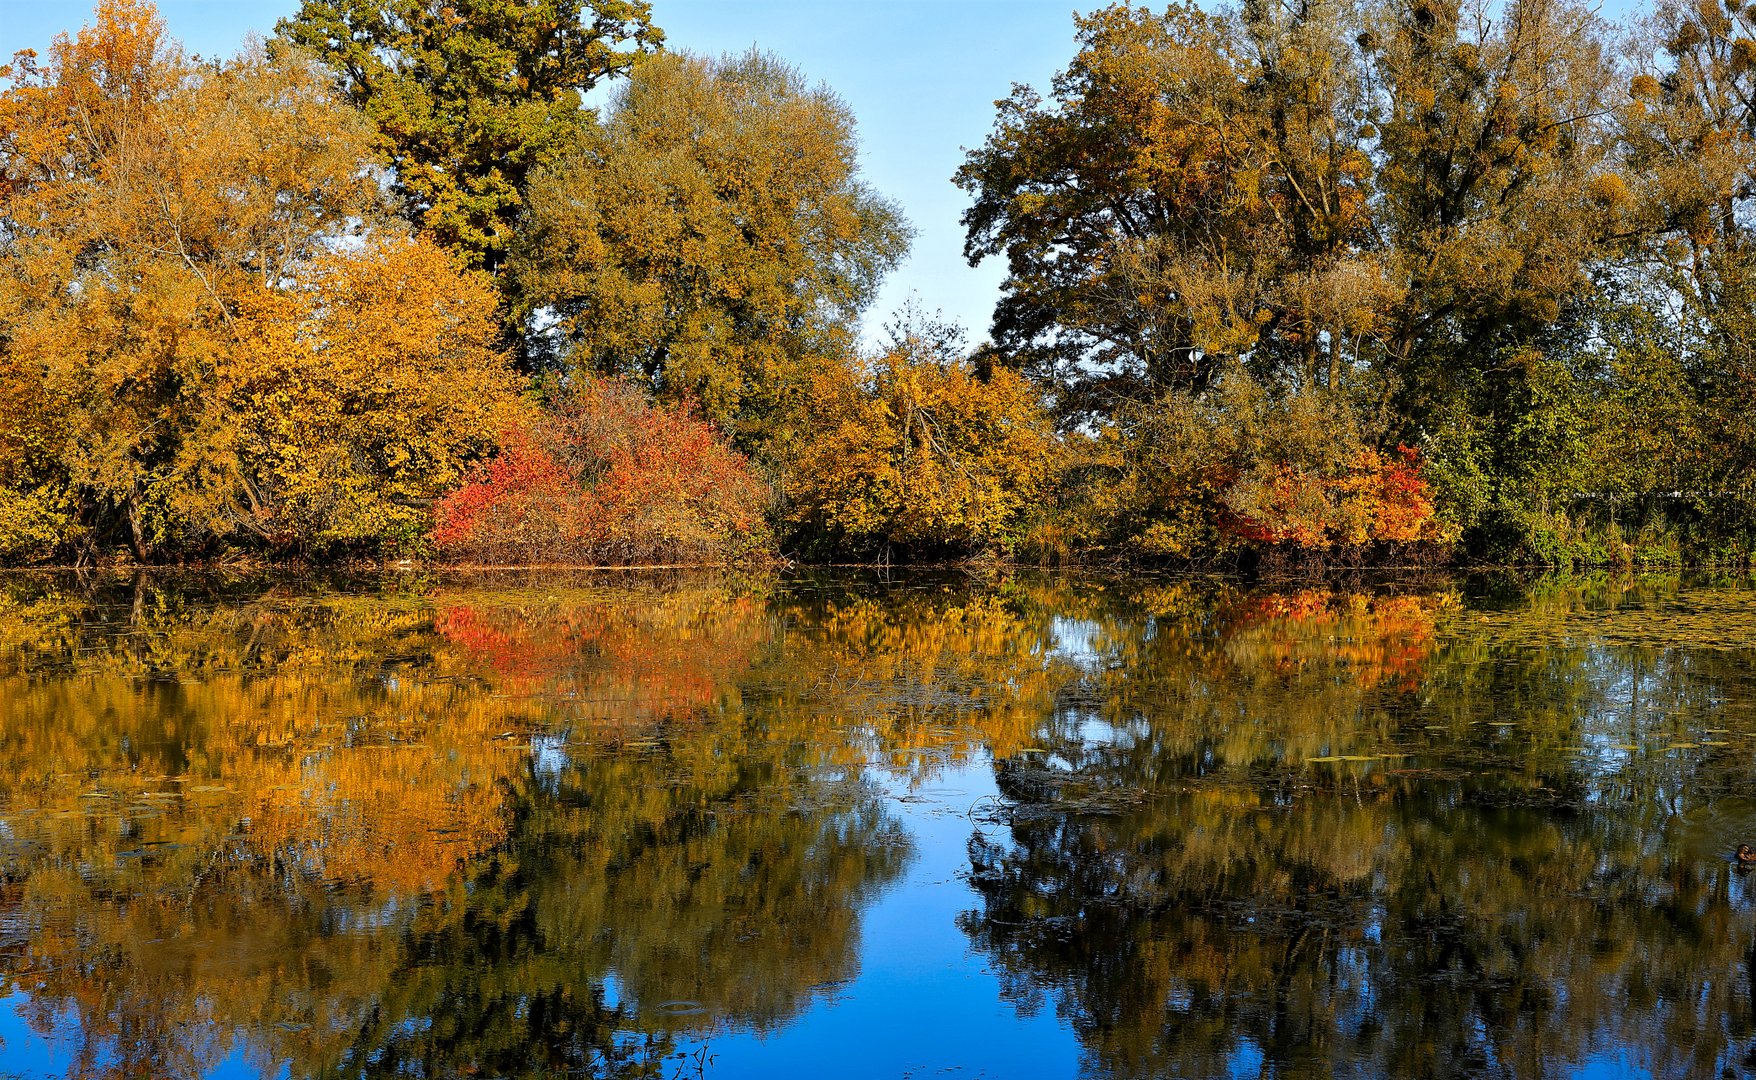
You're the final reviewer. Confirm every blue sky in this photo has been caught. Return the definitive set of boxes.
[1,0,1089,348]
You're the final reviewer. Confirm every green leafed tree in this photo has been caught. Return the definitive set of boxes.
[275,0,664,277]
[508,50,911,450]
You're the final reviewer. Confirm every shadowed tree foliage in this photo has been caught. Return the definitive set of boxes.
[954,0,1679,563]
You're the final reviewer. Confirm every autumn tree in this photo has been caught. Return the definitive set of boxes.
[0,1,521,561]
[275,0,662,277]
[955,1,1383,424]
[784,313,1058,560]
[509,50,911,448]
[959,0,1632,561]
[0,1,377,559]
[1600,0,1756,543]
[432,378,773,565]
[223,239,524,549]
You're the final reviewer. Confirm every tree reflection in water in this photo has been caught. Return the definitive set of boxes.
[0,572,1755,1077]
[0,574,917,1078]
[962,577,1756,1079]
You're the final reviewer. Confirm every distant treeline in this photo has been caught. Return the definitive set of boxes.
[3,0,1755,567]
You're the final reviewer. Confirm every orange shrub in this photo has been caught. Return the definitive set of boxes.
[432,380,773,565]
[1223,445,1440,550]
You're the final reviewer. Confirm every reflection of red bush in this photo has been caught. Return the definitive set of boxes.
[432,379,771,565]
[433,594,766,722]
[1223,590,1439,691]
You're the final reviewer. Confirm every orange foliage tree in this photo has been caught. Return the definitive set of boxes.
[224,239,523,549]
[0,1,522,562]
[433,379,773,565]
[1223,444,1439,550]
[1104,372,1451,561]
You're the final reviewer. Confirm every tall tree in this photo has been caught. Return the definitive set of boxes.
[0,1,520,561]
[955,1,1383,425]
[508,50,911,449]
[1368,0,1618,412]
[276,0,663,277]
[0,0,382,559]
[1610,0,1756,529]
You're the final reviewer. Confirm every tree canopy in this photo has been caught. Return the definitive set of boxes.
[275,0,663,276]
[13,0,1756,567]
[509,49,912,448]
[0,0,521,561]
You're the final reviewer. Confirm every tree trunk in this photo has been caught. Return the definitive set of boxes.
[126,490,155,564]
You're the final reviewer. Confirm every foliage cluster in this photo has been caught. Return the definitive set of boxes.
[431,379,772,565]
[783,315,1058,561]
[954,0,1756,565]
[508,49,911,443]
[1060,373,1449,565]
[0,2,523,562]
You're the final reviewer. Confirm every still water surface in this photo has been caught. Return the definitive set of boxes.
[2,571,1756,1078]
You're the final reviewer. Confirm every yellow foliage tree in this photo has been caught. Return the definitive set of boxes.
[225,239,524,548]
[509,49,910,448]
[784,314,1058,559]
[0,1,520,561]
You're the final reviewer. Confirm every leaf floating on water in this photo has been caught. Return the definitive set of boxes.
[1704,740,1732,747]
[1668,742,1700,750]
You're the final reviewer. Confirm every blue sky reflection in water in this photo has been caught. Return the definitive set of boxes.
[2,572,1756,1077]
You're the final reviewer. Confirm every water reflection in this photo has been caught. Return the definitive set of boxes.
[963,575,1756,1079]
[0,572,1754,1077]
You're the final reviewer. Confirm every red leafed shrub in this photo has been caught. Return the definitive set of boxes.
[432,380,773,565]
[1222,445,1441,550]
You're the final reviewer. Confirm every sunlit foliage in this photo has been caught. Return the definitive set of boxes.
[431,379,772,565]
[1071,373,1448,562]
[0,2,520,562]
[508,50,911,446]
[275,0,663,280]
[784,315,1058,560]
[955,0,1756,564]
[226,238,524,550]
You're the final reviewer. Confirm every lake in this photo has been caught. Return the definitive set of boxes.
[1,570,1754,1079]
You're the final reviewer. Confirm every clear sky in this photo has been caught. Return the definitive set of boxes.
[1,0,1090,348]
